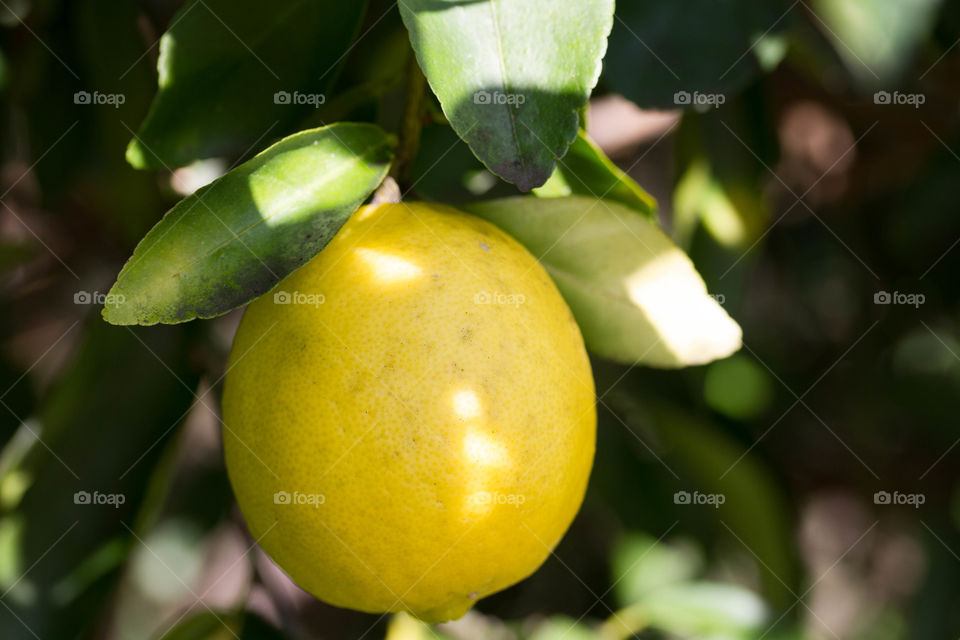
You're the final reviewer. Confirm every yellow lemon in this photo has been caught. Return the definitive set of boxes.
[222,202,595,623]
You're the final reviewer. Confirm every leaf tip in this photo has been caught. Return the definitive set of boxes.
[100,289,136,325]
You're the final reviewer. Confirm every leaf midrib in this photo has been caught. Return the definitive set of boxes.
[486,0,525,173]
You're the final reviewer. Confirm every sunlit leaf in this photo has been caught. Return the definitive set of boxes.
[812,0,943,87]
[104,123,394,325]
[399,0,614,191]
[640,582,767,636]
[465,196,742,367]
[526,616,595,640]
[611,534,702,606]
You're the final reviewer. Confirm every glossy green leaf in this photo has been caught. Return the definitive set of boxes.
[104,123,394,325]
[464,196,742,367]
[812,0,942,87]
[126,0,366,169]
[534,129,657,219]
[604,0,790,109]
[399,0,614,191]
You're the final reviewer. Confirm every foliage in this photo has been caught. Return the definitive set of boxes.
[0,0,959,638]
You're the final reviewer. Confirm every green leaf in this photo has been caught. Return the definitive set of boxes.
[672,101,773,250]
[411,123,524,203]
[104,123,394,326]
[811,0,942,88]
[464,196,742,368]
[526,617,595,640]
[533,130,657,219]
[399,0,614,191]
[384,613,454,640]
[611,534,702,607]
[75,0,170,246]
[126,0,366,169]
[640,582,767,637]
[0,322,198,639]
[604,0,790,109]
[704,355,776,420]
[674,157,769,249]
[622,398,798,608]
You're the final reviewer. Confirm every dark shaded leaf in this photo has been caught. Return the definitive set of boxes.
[126,0,366,169]
[604,0,790,109]
[0,322,199,640]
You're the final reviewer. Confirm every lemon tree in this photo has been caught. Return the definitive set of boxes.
[6,0,958,637]
[94,0,741,631]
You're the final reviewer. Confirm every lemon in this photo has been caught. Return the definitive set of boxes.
[222,202,595,623]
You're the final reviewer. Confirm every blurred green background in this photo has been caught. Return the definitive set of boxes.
[1,0,960,638]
